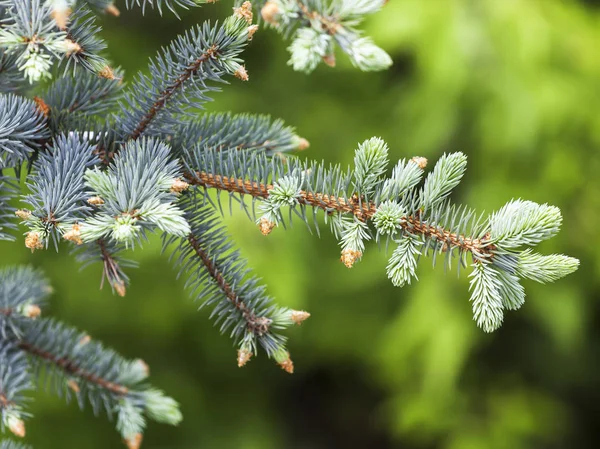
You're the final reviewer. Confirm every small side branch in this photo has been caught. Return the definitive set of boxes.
[129,46,217,140]
[18,341,129,396]
[187,233,271,336]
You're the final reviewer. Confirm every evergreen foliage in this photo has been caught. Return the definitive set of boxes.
[0,0,579,447]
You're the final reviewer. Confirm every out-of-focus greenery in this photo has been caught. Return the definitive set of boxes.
[2,0,599,447]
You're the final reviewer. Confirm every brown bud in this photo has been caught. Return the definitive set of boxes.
[410,156,427,169]
[15,209,32,220]
[261,1,280,25]
[340,249,361,268]
[297,137,310,151]
[170,178,189,194]
[87,196,105,206]
[234,65,249,81]
[237,349,252,367]
[233,1,253,24]
[135,359,150,376]
[51,8,72,29]
[259,217,276,236]
[63,223,83,245]
[278,354,294,374]
[322,53,336,68]
[105,4,121,16]
[63,39,82,56]
[8,417,25,438]
[25,231,43,252]
[247,24,259,40]
[79,335,91,346]
[33,96,50,117]
[24,304,41,319]
[124,433,143,449]
[114,280,127,297]
[291,310,310,325]
[98,65,116,80]
[67,379,80,394]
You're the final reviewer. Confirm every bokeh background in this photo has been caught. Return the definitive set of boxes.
[2,0,600,447]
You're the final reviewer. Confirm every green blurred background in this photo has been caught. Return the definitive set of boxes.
[2,0,600,447]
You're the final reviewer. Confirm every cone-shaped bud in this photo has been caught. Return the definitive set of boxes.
[291,310,310,325]
[124,433,142,449]
[234,65,249,81]
[259,217,276,235]
[67,379,80,393]
[63,223,83,245]
[15,209,32,220]
[261,1,280,25]
[88,196,105,205]
[23,304,41,319]
[7,415,25,438]
[411,156,427,169]
[237,348,253,367]
[340,248,361,268]
[247,24,259,40]
[106,4,120,16]
[170,178,189,194]
[234,1,253,24]
[25,231,43,252]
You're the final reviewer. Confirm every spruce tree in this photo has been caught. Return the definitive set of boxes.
[0,0,579,447]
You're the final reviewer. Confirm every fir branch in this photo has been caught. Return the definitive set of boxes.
[61,6,111,76]
[0,173,18,241]
[0,340,33,439]
[261,0,391,72]
[170,193,304,368]
[19,317,182,441]
[119,13,253,140]
[0,94,49,169]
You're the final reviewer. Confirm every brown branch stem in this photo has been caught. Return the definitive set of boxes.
[185,171,494,257]
[187,233,271,336]
[129,45,218,140]
[18,341,129,396]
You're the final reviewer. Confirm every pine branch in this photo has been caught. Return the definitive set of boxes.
[260,0,391,72]
[0,94,49,169]
[18,317,181,443]
[170,192,306,370]
[119,11,254,140]
[182,142,577,332]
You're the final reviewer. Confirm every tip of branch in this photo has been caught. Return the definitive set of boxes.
[51,8,72,29]
[63,224,83,245]
[124,433,143,449]
[33,96,50,117]
[170,178,190,194]
[233,1,253,24]
[113,280,127,297]
[297,137,310,151]
[291,310,310,325]
[105,4,121,16]
[23,304,41,319]
[25,231,43,252]
[340,249,361,268]
[259,217,276,235]
[278,355,294,374]
[247,24,259,40]
[322,54,336,68]
[98,65,116,80]
[261,1,280,25]
[410,156,428,169]
[237,349,253,367]
[234,65,249,81]
[15,209,32,220]
[87,196,105,206]
[8,416,25,438]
